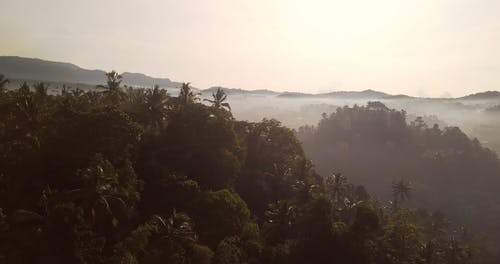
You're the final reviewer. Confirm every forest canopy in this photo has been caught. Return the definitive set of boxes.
[0,75,497,263]
[297,103,500,247]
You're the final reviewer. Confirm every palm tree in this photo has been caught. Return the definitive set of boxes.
[0,74,9,93]
[392,179,412,210]
[98,70,123,92]
[146,85,169,128]
[16,83,39,126]
[151,211,197,244]
[326,172,348,203]
[292,180,318,202]
[204,87,231,111]
[34,82,48,97]
[123,87,146,115]
[264,200,297,241]
[44,156,131,227]
[98,71,124,104]
[178,82,199,105]
[19,82,30,94]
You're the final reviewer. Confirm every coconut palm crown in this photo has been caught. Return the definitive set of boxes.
[204,87,231,111]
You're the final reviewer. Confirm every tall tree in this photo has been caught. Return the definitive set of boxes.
[98,71,124,104]
[392,179,412,210]
[98,71,123,93]
[145,85,169,128]
[178,82,199,105]
[204,87,231,111]
[0,74,8,93]
[34,82,48,98]
[325,172,348,203]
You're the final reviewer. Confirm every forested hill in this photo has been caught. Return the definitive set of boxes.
[297,102,500,247]
[0,56,178,87]
[0,73,497,263]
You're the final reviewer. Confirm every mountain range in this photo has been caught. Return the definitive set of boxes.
[0,56,180,88]
[1,56,499,100]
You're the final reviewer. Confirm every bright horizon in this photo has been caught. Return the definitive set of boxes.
[1,0,500,97]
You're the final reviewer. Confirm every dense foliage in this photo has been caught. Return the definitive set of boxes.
[0,76,493,263]
[298,103,500,257]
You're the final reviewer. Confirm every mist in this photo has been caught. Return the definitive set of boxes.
[2,0,500,260]
[209,91,500,153]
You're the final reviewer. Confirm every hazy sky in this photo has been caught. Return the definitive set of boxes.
[1,0,499,96]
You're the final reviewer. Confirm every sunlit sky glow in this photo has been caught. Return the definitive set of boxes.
[1,0,500,96]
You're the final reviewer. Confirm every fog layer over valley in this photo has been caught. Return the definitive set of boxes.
[214,90,500,154]
[222,91,500,243]
[3,0,500,260]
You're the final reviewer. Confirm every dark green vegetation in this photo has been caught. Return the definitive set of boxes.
[0,73,495,263]
[297,103,500,257]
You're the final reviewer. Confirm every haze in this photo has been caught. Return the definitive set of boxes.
[1,0,500,97]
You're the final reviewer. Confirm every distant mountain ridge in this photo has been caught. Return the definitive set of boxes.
[459,91,500,100]
[1,56,499,100]
[202,86,279,95]
[322,89,388,98]
[0,56,180,88]
[277,89,390,99]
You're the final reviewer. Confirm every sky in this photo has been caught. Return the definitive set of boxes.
[1,0,500,97]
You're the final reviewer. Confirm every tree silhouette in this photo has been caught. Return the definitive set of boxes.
[178,82,199,105]
[264,200,297,243]
[204,87,231,111]
[34,82,48,97]
[0,74,9,93]
[15,83,39,127]
[392,179,412,210]
[98,71,122,92]
[151,212,197,245]
[326,172,348,203]
[145,85,169,128]
[97,71,124,104]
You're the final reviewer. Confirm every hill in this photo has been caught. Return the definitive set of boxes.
[320,89,389,99]
[202,86,279,95]
[459,90,500,100]
[2,56,500,101]
[297,103,500,245]
[0,56,179,88]
[0,83,493,263]
[277,89,389,99]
